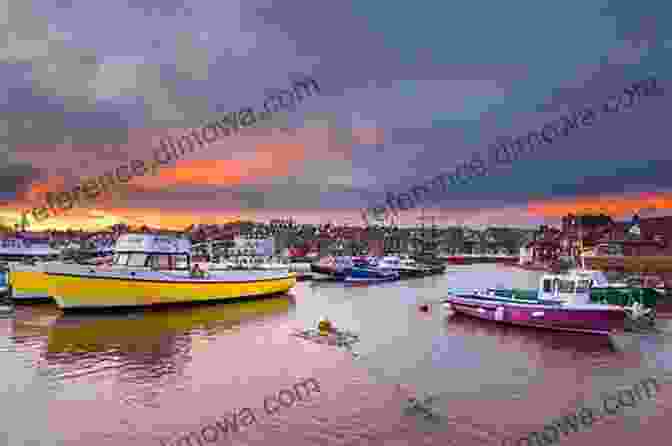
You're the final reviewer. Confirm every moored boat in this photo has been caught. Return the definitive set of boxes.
[310,256,353,280]
[442,271,629,335]
[345,265,399,283]
[45,234,296,311]
[0,263,8,297]
[374,256,429,278]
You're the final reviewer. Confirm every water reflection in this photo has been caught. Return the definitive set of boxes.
[441,313,644,371]
[1,305,60,363]
[46,296,294,363]
[40,296,293,406]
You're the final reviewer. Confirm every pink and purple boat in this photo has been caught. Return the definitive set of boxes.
[442,270,628,335]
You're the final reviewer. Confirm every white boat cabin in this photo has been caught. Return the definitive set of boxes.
[537,270,622,304]
[111,234,191,271]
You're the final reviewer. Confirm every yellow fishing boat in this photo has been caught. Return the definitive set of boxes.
[45,234,296,310]
[7,261,53,301]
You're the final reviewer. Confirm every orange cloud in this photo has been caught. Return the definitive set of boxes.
[4,124,387,230]
[136,140,308,189]
[22,176,67,203]
[527,191,672,217]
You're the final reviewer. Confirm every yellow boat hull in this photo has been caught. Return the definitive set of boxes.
[47,271,297,310]
[7,264,52,300]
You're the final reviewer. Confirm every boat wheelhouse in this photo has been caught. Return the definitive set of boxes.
[538,269,628,299]
[536,269,658,310]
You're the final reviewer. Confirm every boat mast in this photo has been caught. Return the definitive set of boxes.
[421,207,425,255]
[579,216,585,270]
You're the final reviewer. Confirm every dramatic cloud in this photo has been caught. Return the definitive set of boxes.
[3,0,672,229]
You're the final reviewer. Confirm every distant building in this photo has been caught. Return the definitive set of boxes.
[229,236,275,256]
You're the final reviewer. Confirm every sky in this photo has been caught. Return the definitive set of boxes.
[1,0,672,230]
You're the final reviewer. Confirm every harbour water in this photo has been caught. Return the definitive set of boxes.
[1,264,671,445]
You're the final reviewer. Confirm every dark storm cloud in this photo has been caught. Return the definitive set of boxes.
[0,164,45,194]
[0,63,134,158]
[6,0,672,226]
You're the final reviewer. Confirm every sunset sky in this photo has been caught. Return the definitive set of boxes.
[1,1,672,231]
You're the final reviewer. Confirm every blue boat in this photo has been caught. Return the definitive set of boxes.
[0,266,8,298]
[345,264,399,283]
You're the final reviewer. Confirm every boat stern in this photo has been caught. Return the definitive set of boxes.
[7,262,52,300]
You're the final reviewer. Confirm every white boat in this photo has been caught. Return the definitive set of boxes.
[258,257,290,271]
[0,236,60,261]
[197,256,289,272]
[375,255,431,278]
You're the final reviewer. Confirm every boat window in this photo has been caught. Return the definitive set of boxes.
[114,253,129,265]
[173,255,189,270]
[576,280,591,292]
[127,253,149,267]
[558,280,575,293]
[552,278,560,294]
[149,254,171,269]
[542,279,552,293]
